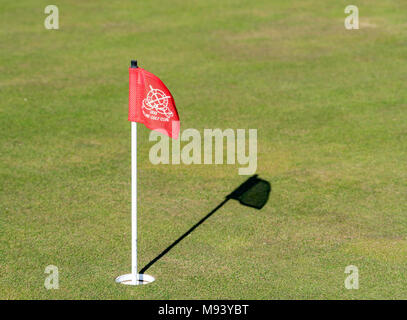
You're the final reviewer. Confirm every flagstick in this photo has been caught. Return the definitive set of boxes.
[131,121,138,280]
[115,60,155,285]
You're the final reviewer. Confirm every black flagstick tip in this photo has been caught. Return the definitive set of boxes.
[130,60,139,68]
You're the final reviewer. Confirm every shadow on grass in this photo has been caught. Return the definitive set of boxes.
[139,174,271,274]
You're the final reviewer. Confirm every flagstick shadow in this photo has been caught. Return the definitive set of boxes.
[139,199,229,274]
[139,175,271,274]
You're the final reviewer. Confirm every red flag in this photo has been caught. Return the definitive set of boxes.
[129,66,180,139]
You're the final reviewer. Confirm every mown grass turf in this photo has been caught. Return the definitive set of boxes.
[1,0,406,299]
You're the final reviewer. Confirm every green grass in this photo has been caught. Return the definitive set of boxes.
[1,0,407,299]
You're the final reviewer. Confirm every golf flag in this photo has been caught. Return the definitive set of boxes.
[117,60,179,285]
[128,63,180,139]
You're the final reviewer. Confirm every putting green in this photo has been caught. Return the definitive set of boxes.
[1,0,406,299]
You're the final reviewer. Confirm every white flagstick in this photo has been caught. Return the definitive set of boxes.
[115,60,155,286]
[131,121,137,280]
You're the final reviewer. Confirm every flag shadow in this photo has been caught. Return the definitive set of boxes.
[139,174,271,274]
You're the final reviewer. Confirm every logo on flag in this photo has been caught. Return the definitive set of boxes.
[142,85,174,121]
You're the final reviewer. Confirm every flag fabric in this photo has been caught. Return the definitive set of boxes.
[129,67,180,139]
